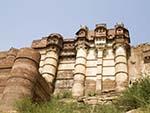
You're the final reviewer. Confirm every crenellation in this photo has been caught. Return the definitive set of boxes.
[32,37,48,49]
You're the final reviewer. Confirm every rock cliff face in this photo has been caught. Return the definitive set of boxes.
[0,23,150,112]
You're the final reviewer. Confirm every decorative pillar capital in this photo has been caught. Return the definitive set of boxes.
[46,46,61,54]
[75,40,89,52]
[47,33,63,52]
[113,42,131,58]
[96,45,106,51]
[75,25,89,52]
[76,25,88,38]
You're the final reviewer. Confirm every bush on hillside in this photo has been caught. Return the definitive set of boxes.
[17,96,121,113]
[17,76,150,113]
[117,76,150,111]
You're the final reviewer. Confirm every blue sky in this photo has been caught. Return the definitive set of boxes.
[0,0,150,50]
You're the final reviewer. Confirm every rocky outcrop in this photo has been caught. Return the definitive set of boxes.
[0,48,51,113]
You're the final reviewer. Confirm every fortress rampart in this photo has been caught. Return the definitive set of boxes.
[0,23,150,112]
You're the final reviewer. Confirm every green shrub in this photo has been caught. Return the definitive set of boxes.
[117,77,150,111]
[16,77,150,113]
[17,77,150,113]
[16,98,38,113]
[88,91,96,97]
[17,97,122,113]
[94,104,122,113]
[54,90,72,99]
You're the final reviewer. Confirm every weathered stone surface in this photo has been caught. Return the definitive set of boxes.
[32,37,47,49]
[0,23,150,108]
[77,93,118,105]
[0,76,8,100]
[0,48,18,69]
[128,43,150,84]
[126,109,140,113]
[83,97,98,105]
[0,48,51,113]
[0,48,19,104]
[30,24,131,97]
[35,33,64,94]
[31,24,149,97]
[102,79,116,91]
[85,79,96,96]
[57,71,73,79]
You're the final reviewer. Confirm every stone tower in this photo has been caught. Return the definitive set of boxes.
[35,34,63,92]
[32,23,131,97]
[113,23,130,92]
[72,25,89,97]
[1,22,150,112]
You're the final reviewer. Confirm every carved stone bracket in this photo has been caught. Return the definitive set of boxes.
[47,33,63,49]
[75,40,89,51]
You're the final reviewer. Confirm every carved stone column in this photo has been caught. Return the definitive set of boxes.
[72,25,89,97]
[41,33,63,92]
[39,49,46,74]
[42,47,59,90]
[114,44,128,92]
[72,45,88,97]
[96,48,103,94]
[114,23,130,92]
[94,24,107,94]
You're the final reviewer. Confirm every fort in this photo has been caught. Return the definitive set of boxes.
[0,22,150,112]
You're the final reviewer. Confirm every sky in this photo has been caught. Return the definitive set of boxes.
[0,0,150,51]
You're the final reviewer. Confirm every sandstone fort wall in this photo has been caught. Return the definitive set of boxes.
[0,23,150,112]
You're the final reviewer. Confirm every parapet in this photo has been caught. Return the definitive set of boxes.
[32,33,63,49]
[16,47,41,64]
[31,23,130,51]
[31,37,48,49]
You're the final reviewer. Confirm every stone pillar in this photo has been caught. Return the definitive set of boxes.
[96,48,103,94]
[114,45,128,92]
[94,23,107,94]
[0,48,40,112]
[39,49,46,74]
[72,46,87,97]
[42,46,59,91]
[39,33,63,93]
